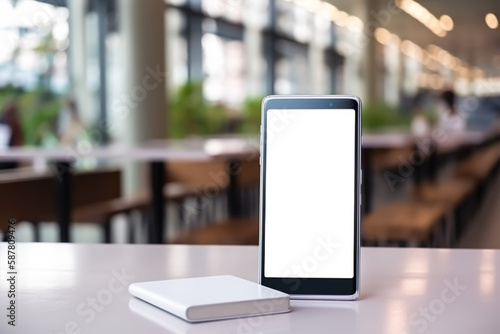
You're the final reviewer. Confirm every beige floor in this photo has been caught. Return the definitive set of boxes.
[459,171,500,249]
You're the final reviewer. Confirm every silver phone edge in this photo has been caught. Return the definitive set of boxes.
[258,95,362,301]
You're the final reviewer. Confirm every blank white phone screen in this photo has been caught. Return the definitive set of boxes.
[264,109,356,279]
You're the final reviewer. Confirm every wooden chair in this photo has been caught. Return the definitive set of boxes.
[371,147,414,170]
[166,157,261,245]
[453,144,500,181]
[411,178,476,246]
[0,170,55,239]
[171,218,259,245]
[362,201,447,246]
[0,168,122,242]
[73,181,202,243]
[412,178,475,209]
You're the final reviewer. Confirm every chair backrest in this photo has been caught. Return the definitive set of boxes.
[0,168,121,231]
[72,169,121,207]
[167,160,229,189]
[0,170,55,226]
[237,157,260,187]
[166,157,260,189]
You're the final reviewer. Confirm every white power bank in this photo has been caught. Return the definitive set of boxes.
[129,275,291,323]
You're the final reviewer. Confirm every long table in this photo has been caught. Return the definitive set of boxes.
[0,139,260,243]
[0,243,497,333]
[361,129,500,212]
[0,145,211,243]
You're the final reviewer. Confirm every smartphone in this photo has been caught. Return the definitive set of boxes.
[258,95,361,300]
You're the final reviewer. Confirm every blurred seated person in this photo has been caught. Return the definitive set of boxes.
[438,90,466,131]
[411,109,430,137]
[59,97,85,147]
[0,101,23,170]
[411,91,430,137]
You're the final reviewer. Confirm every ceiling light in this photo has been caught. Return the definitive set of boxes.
[437,49,452,67]
[473,67,485,78]
[439,15,454,31]
[401,40,423,60]
[334,11,349,27]
[458,67,469,78]
[390,34,401,45]
[425,44,467,71]
[396,0,448,37]
[430,74,444,90]
[400,40,413,55]
[318,2,337,19]
[374,27,391,45]
[485,13,498,29]
[346,15,364,33]
[374,27,401,46]
[418,72,429,87]
[426,44,440,54]
[423,53,439,71]
[298,0,320,13]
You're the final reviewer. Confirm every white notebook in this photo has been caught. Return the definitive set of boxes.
[129,275,291,323]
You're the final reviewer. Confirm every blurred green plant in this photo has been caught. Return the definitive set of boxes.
[19,91,61,146]
[0,86,62,146]
[240,96,263,134]
[0,86,20,112]
[362,103,411,131]
[168,81,226,138]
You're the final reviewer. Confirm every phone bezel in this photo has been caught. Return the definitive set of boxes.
[258,95,361,300]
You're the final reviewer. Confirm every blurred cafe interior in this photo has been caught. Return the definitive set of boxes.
[0,0,499,248]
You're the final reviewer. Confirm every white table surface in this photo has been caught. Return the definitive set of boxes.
[0,129,496,162]
[362,130,498,150]
[0,137,260,162]
[0,145,211,162]
[0,244,498,334]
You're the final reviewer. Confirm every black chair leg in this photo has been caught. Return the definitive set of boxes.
[102,220,111,243]
[33,221,41,242]
[127,214,135,244]
[177,201,185,226]
[140,210,151,243]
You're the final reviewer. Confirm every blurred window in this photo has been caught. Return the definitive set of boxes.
[0,0,69,92]
[242,0,269,29]
[275,0,312,43]
[166,0,188,5]
[166,8,188,89]
[274,39,308,94]
[202,0,243,23]
[202,32,245,108]
[166,0,341,100]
